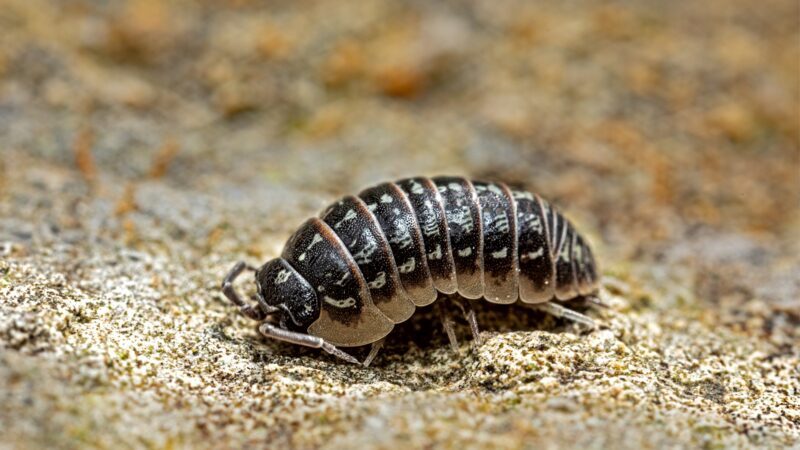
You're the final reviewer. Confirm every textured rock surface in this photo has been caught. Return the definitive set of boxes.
[1,0,798,448]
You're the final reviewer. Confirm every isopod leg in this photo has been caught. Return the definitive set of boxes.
[451,298,482,346]
[258,323,360,365]
[222,261,266,321]
[532,302,599,331]
[363,338,386,367]
[584,294,612,309]
[436,301,459,353]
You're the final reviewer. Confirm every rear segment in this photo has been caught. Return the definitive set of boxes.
[573,233,599,296]
[515,193,599,302]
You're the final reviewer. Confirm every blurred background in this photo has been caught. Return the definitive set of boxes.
[0,0,798,448]
[1,0,797,246]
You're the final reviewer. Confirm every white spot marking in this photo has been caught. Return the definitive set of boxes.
[334,271,350,286]
[367,272,387,289]
[389,223,413,249]
[353,231,377,264]
[410,181,424,195]
[380,193,393,203]
[309,233,323,248]
[520,248,544,261]
[300,233,324,260]
[450,205,473,233]
[519,212,542,234]
[458,247,472,257]
[323,296,356,308]
[513,190,534,200]
[559,240,571,262]
[491,247,508,259]
[488,184,503,195]
[492,212,510,233]
[398,257,416,273]
[422,216,439,236]
[274,269,291,284]
[335,209,357,228]
[427,244,442,260]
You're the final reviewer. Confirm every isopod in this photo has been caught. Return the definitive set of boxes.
[222,176,600,365]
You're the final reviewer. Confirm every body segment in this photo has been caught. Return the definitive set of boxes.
[433,177,484,299]
[359,182,437,306]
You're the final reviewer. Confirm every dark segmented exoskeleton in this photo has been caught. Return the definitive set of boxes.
[222,176,600,366]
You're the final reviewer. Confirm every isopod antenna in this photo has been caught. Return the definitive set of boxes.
[222,261,271,321]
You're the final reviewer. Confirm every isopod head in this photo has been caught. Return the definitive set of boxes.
[255,258,320,330]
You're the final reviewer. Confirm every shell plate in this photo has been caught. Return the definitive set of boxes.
[433,177,484,299]
[359,182,437,306]
[321,195,415,323]
[474,181,518,304]
[397,177,458,295]
[513,191,555,303]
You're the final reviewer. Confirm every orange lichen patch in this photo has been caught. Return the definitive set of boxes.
[321,40,366,87]
[205,226,225,250]
[705,102,757,142]
[714,29,764,70]
[365,17,432,99]
[203,59,236,87]
[246,242,265,259]
[150,274,163,291]
[303,104,347,139]
[214,83,257,117]
[121,216,138,246]
[479,95,536,139]
[649,155,676,206]
[625,63,661,96]
[591,5,638,40]
[103,0,174,63]
[507,12,544,46]
[73,127,97,183]
[592,120,677,207]
[114,183,138,216]
[662,77,699,112]
[593,120,645,153]
[373,63,426,99]
[256,24,292,60]
[149,138,180,179]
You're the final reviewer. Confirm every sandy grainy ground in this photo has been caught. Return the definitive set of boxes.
[1,0,798,448]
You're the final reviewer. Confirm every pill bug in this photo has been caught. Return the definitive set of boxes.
[222,176,600,365]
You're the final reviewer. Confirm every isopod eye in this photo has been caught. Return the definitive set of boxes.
[255,258,320,329]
